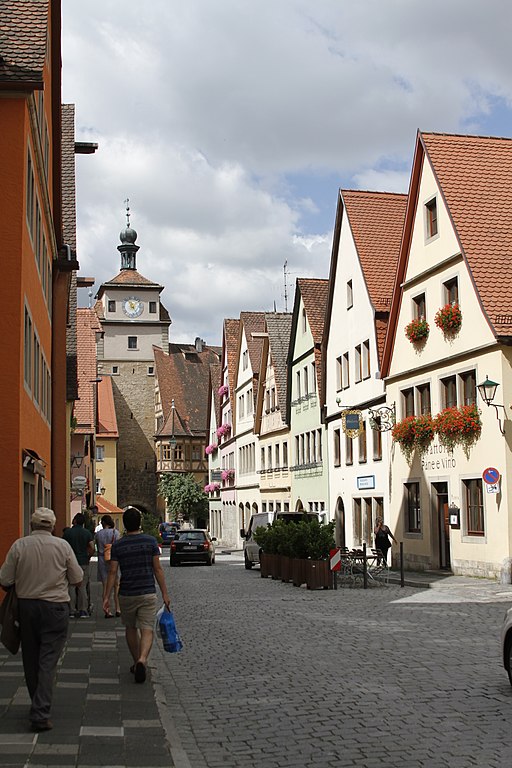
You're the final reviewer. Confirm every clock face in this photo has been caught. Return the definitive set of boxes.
[123,297,144,318]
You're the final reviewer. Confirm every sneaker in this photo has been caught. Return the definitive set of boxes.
[134,662,146,683]
[78,611,89,618]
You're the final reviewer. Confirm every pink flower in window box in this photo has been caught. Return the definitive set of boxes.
[218,384,229,397]
[205,443,217,456]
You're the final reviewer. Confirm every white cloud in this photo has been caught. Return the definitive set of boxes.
[63,0,512,343]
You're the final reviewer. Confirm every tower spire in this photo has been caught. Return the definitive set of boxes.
[118,199,139,270]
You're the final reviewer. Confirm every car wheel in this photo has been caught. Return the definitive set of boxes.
[506,636,512,687]
[244,552,253,570]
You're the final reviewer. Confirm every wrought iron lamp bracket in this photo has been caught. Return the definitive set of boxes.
[368,403,396,432]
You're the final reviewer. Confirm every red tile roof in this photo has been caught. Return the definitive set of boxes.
[421,132,512,336]
[97,376,118,438]
[296,278,329,397]
[0,0,48,87]
[223,318,240,412]
[342,190,407,313]
[74,309,102,433]
[153,343,221,438]
[104,270,162,288]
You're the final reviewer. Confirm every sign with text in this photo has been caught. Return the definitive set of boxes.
[357,475,375,490]
[342,410,363,438]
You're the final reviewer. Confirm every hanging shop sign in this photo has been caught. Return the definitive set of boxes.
[342,410,363,438]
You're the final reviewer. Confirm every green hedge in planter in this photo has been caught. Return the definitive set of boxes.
[253,516,335,561]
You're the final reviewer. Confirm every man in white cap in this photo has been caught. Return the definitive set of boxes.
[0,507,83,732]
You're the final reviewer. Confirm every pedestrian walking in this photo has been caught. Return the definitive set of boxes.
[374,517,397,564]
[95,514,121,617]
[0,507,83,732]
[63,513,94,617]
[103,507,170,684]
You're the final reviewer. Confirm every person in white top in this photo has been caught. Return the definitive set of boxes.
[0,508,83,732]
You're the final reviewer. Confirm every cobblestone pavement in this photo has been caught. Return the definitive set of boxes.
[154,552,512,768]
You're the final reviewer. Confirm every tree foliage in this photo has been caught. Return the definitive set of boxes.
[158,473,208,522]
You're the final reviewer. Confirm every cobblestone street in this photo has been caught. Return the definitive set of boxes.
[154,553,512,768]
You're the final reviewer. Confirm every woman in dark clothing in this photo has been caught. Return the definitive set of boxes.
[374,517,397,564]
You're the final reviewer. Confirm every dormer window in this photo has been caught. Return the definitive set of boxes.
[425,197,438,239]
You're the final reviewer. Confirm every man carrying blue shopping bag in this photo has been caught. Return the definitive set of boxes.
[157,605,183,653]
[103,507,170,684]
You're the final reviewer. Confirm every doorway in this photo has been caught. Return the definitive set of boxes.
[432,482,450,570]
[335,497,346,549]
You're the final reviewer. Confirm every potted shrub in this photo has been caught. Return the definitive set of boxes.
[435,303,462,335]
[434,404,482,456]
[405,317,429,344]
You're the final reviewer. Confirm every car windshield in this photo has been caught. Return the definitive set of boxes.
[178,531,205,541]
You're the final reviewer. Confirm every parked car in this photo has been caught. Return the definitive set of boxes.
[501,605,512,685]
[159,522,179,546]
[170,529,216,566]
[240,511,318,569]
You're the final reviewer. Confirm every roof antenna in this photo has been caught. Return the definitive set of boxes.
[88,289,93,309]
[283,261,289,312]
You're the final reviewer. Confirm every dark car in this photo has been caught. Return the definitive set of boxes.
[159,522,179,546]
[170,529,216,566]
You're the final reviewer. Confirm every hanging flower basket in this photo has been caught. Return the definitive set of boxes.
[205,443,217,456]
[392,414,435,461]
[405,317,430,344]
[218,384,229,397]
[434,404,481,456]
[435,303,462,335]
[216,423,232,438]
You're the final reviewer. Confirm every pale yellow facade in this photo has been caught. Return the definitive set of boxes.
[386,154,512,579]
[95,438,118,506]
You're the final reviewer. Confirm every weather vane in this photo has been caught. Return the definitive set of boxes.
[124,198,131,227]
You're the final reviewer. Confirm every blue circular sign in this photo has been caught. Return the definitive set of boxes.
[482,467,500,484]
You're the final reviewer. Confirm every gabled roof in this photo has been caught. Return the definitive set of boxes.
[208,361,222,431]
[265,312,293,411]
[0,0,48,88]
[97,376,118,438]
[223,318,240,406]
[381,130,512,376]
[74,309,102,433]
[288,279,329,419]
[153,343,221,438]
[342,190,407,313]
[321,190,406,403]
[239,311,266,375]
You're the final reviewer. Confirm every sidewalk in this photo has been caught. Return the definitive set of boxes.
[0,580,174,768]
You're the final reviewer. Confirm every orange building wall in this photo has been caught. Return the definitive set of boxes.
[0,96,53,560]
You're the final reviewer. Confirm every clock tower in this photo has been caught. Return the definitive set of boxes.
[95,211,171,516]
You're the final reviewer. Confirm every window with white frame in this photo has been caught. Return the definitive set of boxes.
[358,421,367,463]
[283,442,288,468]
[345,432,353,465]
[413,293,426,320]
[342,352,350,389]
[443,277,458,305]
[461,370,476,406]
[373,427,382,461]
[334,428,341,467]
[441,375,457,409]
[362,340,370,379]
[463,479,484,536]
[355,345,362,383]
[417,383,431,415]
[242,350,248,370]
[405,482,421,533]
[96,445,105,462]
[336,356,342,391]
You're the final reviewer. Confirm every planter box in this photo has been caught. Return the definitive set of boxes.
[292,558,307,587]
[260,551,270,578]
[305,559,332,590]
[280,555,293,583]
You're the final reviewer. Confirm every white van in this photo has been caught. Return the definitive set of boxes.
[240,511,318,569]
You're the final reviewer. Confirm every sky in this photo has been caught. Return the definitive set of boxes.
[61,0,512,345]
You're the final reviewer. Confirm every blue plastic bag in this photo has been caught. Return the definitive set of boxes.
[157,606,183,653]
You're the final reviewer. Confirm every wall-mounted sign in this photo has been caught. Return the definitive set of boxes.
[357,475,375,490]
[482,467,500,485]
[486,482,500,494]
[342,409,363,438]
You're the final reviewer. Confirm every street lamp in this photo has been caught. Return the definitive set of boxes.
[477,375,506,435]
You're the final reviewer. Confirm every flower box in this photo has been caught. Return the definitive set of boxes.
[221,468,235,482]
[392,414,435,461]
[405,317,429,344]
[434,404,481,455]
[216,423,232,438]
[218,384,229,397]
[205,443,217,456]
[435,303,462,335]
